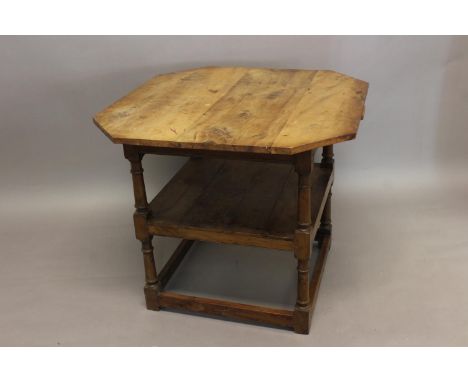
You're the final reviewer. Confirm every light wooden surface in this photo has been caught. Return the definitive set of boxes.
[94,67,368,154]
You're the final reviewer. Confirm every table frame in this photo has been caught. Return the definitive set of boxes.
[123,144,334,334]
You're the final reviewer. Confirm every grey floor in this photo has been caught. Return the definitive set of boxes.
[1,166,467,346]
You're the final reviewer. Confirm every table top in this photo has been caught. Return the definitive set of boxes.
[94,66,368,155]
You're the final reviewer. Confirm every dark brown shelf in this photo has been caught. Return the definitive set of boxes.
[148,158,333,250]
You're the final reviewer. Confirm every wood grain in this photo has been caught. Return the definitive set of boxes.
[157,291,294,328]
[147,157,333,250]
[94,67,368,154]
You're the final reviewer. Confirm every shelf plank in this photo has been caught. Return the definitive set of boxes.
[148,158,332,250]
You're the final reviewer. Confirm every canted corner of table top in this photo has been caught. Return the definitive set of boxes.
[93,66,368,155]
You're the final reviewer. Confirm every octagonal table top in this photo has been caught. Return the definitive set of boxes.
[93,66,368,155]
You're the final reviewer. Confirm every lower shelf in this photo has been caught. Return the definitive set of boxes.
[146,235,332,333]
[148,157,333,250]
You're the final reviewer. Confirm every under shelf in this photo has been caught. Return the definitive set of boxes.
[148,158,333,250]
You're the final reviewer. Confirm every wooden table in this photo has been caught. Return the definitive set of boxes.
[94,67,368,334]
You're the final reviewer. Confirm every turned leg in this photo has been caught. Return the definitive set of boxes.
[293,151,313,334]
[316,145,334,248]
[123,144,160,310]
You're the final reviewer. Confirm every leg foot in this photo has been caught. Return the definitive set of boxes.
[293,307,311,334]
[144,284,160,311]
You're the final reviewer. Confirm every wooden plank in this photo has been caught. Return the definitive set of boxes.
[158,291,294,328]
[136,145,294,163]
[271,71,368,154]
[94,67,247,145]
[181,160,265,229]
[94,67,368,154]
[158,239,195,288]
[149,158,296,249]
[174,69,316,151]
[148,158,333,250]
[149,223,293,250]
[265,164,298,235]
[228,163,293,231]
[149,158,225,224]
